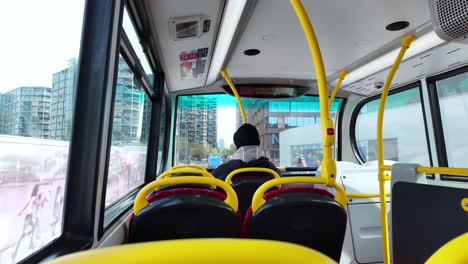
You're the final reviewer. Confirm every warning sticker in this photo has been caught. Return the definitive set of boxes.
[179,47,208,80]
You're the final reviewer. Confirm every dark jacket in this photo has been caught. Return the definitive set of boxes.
[211,156,281,181]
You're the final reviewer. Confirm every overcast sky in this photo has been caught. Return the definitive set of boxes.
[0,0,85,93]
[0,1,235,146]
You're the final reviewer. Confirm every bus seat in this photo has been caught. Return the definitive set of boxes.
[129,188,240,243]
[242,186,347,262]
[225,168,281,216]
[231,174,275,216]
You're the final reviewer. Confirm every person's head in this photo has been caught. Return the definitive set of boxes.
[233,123,260,149]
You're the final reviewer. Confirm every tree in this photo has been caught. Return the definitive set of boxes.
[222,144,236,156]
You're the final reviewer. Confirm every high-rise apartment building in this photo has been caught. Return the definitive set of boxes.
[237,97,340,165]
[111,58,149,144]
[50,58,79,140]
[0,87,51,138]
[49,58,150,144]
[177,96,218,148]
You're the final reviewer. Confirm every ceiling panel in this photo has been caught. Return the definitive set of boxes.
[144,0,224,92]
[226,0,431,80]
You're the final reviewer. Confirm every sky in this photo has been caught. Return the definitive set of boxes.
[217,106,237,147]
[0,0,85,93]
[0,0,234,146]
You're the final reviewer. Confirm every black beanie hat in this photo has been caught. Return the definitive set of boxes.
[233,123,260,148]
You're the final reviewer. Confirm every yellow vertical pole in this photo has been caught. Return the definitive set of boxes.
[328,70,348,113]
[220,68,247,124]
[290,0,336,186]
[377,35,416,264]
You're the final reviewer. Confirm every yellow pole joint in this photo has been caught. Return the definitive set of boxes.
[401,35,417,48]
[328,70,348,112]
[220,68,247,124]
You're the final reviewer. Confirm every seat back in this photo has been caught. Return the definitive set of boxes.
[129,177,240,243]
[231,174,274,216]
[226,168,281,216]
[244,187,347,262]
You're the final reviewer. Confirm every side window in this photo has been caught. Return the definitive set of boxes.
[0,1,85,262]
[435,71,468,168]
[354,87,431,165]
[105,56,151,207]
[104,6,154,208]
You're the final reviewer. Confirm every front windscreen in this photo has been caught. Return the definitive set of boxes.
[174,94,343,169]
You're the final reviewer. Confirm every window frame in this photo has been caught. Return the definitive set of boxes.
[171,93,346,168]
[349,81,434,178]
[426,64,468,182]
[101,5,167,229]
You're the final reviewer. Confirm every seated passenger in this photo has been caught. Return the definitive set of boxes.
[212,123,281,181]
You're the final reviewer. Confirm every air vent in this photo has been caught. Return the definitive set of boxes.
[430,0,468,43]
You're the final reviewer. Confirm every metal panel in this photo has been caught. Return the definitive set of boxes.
[392,182,468,264]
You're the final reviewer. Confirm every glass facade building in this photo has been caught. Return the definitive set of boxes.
[177,96,218,148]
[0,87,51,138]
[50,59,79,140]
[237,97,341,164]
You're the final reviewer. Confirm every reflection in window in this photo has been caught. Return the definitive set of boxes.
[122,7,152,76]
[436,72,468,168]
[355,87,430,165]
[175,95,343,168]
[105,57,151,207]
[157,96,167,171]
[0,0,85,262]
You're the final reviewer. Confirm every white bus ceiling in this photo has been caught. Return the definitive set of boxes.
[137,0,468,97]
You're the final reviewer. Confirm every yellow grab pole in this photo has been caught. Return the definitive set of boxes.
[347,193,390,199]
[220,68,247,124]
[377,35,416,264]
[417,166,468,177]
[290,0,336,186]
[328,70,348,112]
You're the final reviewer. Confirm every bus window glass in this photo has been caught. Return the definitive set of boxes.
[355,87,430,165]
[157,96,167,172]
[123,7,152,76]
[436,72,468,168]
[104,56,151,207]
[0,1,85,262]
[175,94,343,168]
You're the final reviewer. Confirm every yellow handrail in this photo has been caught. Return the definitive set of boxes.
[290,0,336,187]
[328,70,348,113]
[170,164,207,171]
[417,166,468,177]
[225,167,281,185]
[133,176,238,215]
[251,176,347,212]
[347,193,390,199]
[220,68,247,124]
[157,168,214,180]
[376,34,416,264]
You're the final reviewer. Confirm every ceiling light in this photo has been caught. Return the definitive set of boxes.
[206,0,247,86]
[340,31,446,86]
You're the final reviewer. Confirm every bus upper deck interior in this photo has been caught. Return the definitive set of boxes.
[1,0,468,263]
